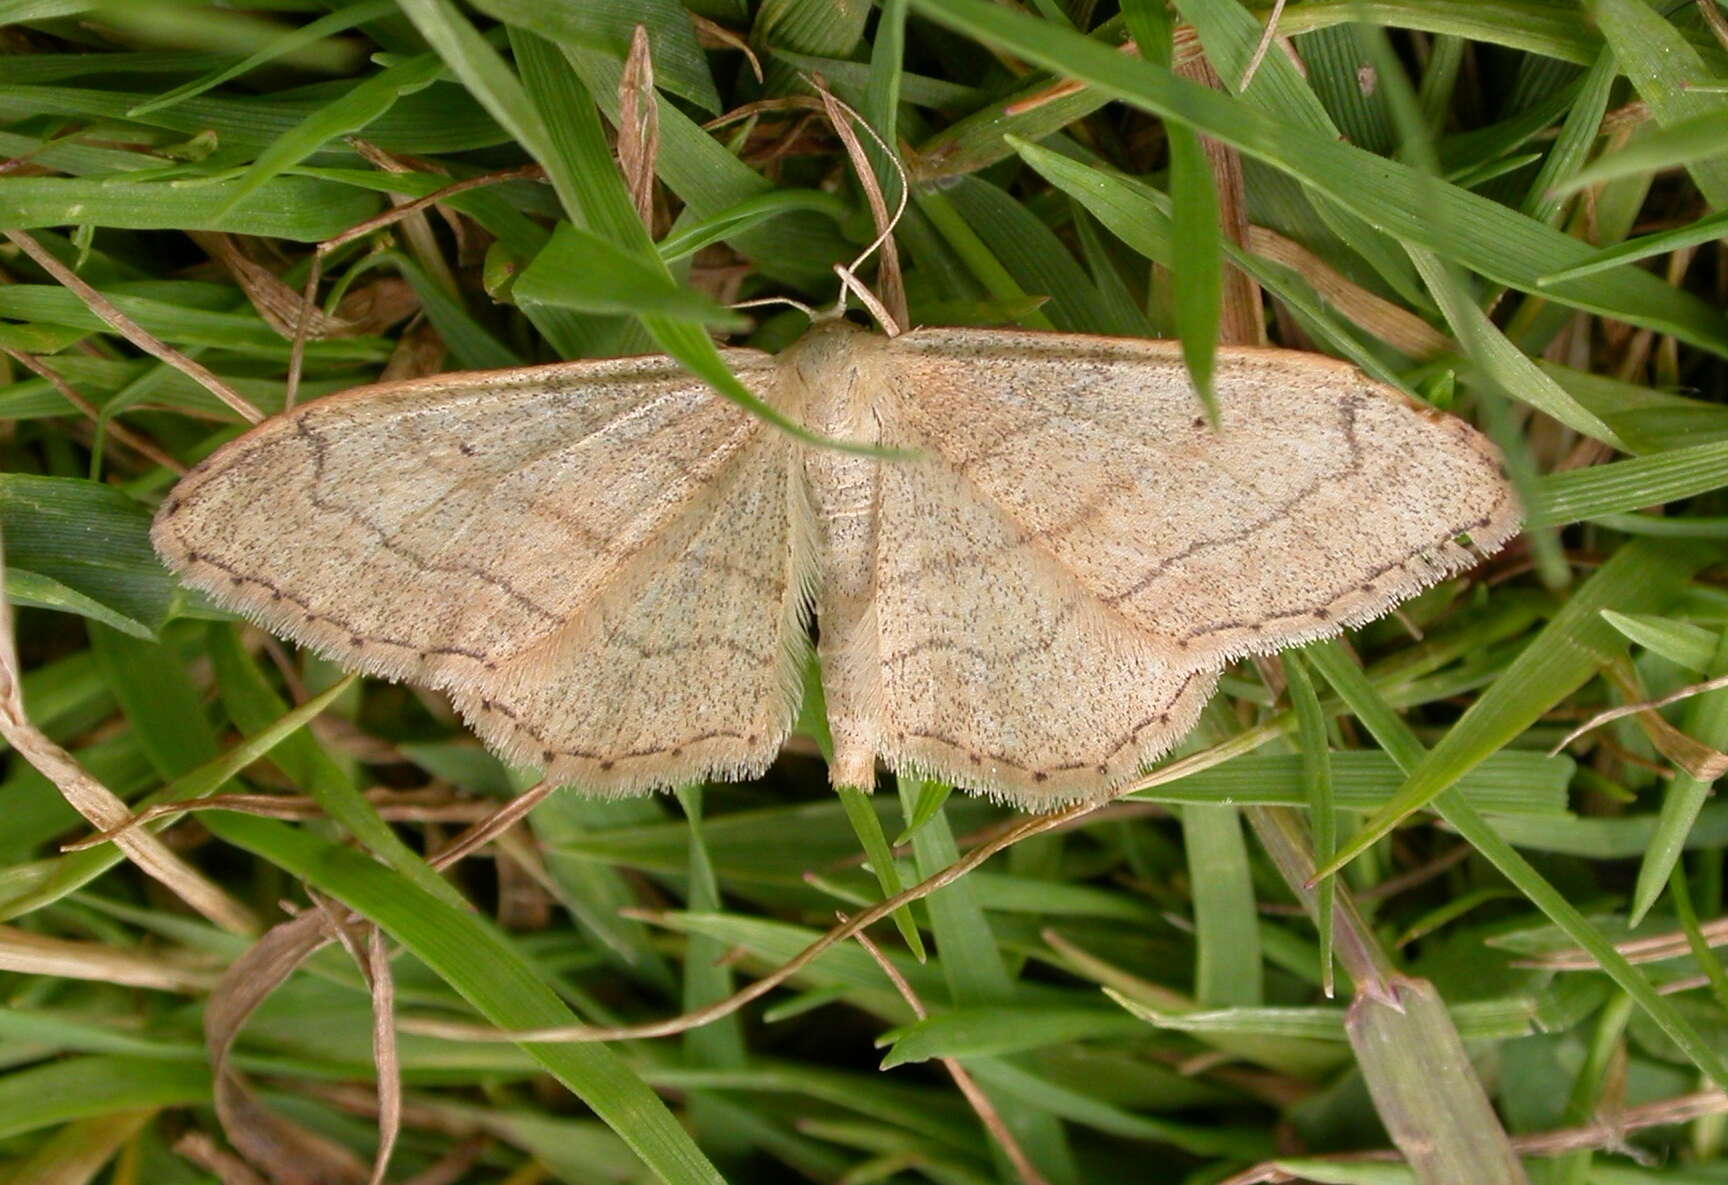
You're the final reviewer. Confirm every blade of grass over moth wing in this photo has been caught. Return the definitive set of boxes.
[1304,641,1728,1092]
[204,813,730,1185]
[1629,629,1728,925]
[1317,541,1717,879]
[908,0,1728,353]
[1126,0,1222,422]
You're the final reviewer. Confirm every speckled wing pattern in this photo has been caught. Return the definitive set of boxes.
[153,323,1517,807]
[870,420,1220,803]
[888,329,1520,671]
[153,350,813,793]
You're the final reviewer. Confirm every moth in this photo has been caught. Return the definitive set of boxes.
[152,321,1519,807]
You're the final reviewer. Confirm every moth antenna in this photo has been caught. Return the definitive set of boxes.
[730,295,820,321]
[802,74,910,331]
[833,263,903,338]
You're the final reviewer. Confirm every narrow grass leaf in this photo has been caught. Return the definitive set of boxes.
[0,175,382,241]
[0,469,175,639]
[1183,805,1262,1006]
[4,569,153,640]
[1540,207,1728,285]
[1588,0,1728,207]
[1320,540,1715,876]
[879,1008,1145,1068]
[215,52,445,218]
[88,623,218,779]
[207,813,727,1184]
[0,1056,208,1139]
[1131,751,1570,815]
[1305,642,1728,1091]
[1630,629,1728,924]
[1528,441,1728,527]
[126,0,394,117]
[1601,610,1718,673]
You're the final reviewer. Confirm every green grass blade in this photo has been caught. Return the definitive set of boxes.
[126,0,394,118]
[1527,441,1728,527]
[1588,0,1728,207]
[1629,628,1728,923]
[909,0,1728,353]
[1318,540,1716,878]
[1286,652,1336,995]
[204,812,728,1185]
[1305,642,1728,1092]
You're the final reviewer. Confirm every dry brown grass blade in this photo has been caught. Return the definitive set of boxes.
[1245,226,1450,358]
[1552,666,1728,780]
[0,923,216,991]
[1,347,187,474]
[3,229,263,424]
[1219,1088,1728,1183]
[62,788,504,850]
[691,13,763,82]
[204,909,366,1185]
[811,76,910,334]
[401,798,1101,1044]
[0,545,260,936]
[175,1127,273,1185]
[1237,0,1290,89]
[1508,914,1728,971]
[999,25,1205,117]
[191,231,418,341]
[193,778,566,1178]
[348,140,460,296]
[5,226,260,423]
[618,24,660,230]
[851,919,1050,1185]
[364,925,401,1185]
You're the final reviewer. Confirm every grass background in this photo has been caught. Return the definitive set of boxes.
[4,0,1728,1182]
